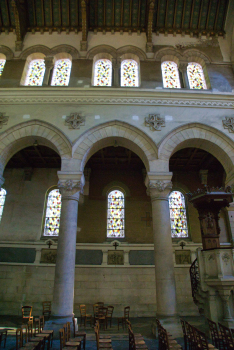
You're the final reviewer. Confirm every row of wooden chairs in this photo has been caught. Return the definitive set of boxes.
[127,320,148,350]
[180,319,217,350]
[80,304,114,329]
[59,322,81,350]
[207,318,234,349]
[156,319,182,350]
[94,321,112,350]
[22,303,51,325]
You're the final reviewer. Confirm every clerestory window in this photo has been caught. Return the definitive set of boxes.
[94,59,112,86]
[25,59,46,86]
[0,188,6,223]
[0,59,6,76]
[121,59,139,87]
[107,190,125,238]
[43,188,62,236]
[161,61,181,88]
[169,190,188,238]
[187,62,207,89]
[51,58,72,86]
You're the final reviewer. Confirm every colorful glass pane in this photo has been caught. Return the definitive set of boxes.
[169,191,188,238]
[187,62,207,89]
[0,188,6,222]
[43,189,62,236]
[94,59,112,86]
[107,190,125,238]
[51,59,72,86]
[0,60,6,76]
[162,61,181,88]
[25,59,45,86]
[121,59,139,87]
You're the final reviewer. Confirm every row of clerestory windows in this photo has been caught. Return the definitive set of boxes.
[0,187,188,239]
[0,55,207,89]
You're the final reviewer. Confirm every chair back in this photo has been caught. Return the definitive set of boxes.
[34,317,40,334]
[80,304,86,317]
[59,328,65,350]
[99,306,108,317]
[94,323,100,350]
[16,328,23,350]
[93,303,100,317]
[158,324,170,350]
[72,317,76,338]
[128,325,136,350]
[39,315,45,330]
[63,323,68,343]
[107,306,114,317]
[180,319,186,336]
[21,324,28,345]
[42,301,51,317]
[66,321,71,341]
[218,322,234,350]
[22,305,33,321]
[207,318,220,348]
[28,320,33,340]
[193,327,209,350]
[97,302,104,307]
[124,306,130,319]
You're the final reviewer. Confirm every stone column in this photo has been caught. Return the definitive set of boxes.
[148,177,177,317]
[43,57,54,86]
[52,176,84,321]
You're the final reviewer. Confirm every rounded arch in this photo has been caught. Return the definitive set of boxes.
[19,45,51,59]
[0,120,72,173]
[183,49,211,64]
[117,45,147,61]
[158,123,234,180]
[155,47,183,62]
[50,45,79,59]
[0,46,14,60]
[72,120,158,172]
[87,45,117,60]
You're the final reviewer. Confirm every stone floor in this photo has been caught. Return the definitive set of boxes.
[0,315,209,349]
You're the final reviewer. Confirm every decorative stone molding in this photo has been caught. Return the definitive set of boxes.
[65,113,85,129]
[0,113,9,129]
[20,44,79,60]
[223,117,234,133]
[0,45,14,60]
[222,253,231,265]
[58,179,83,191]
[149,180,173,192]
[145,114,165,131]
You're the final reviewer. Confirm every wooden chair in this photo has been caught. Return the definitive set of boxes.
[98,307,108,330]
[0,329,7,348]
[38,315,54,347]
[95,320,111,339]
[21,325,42,350]
[106,306,114,328]
[27,322,45,349]
[34,318,51,349]
[218,323,234,350]
[94,323,112,350]
[93,304,100,325]
[118,306,130,330]
[79,304,92,327]
[207,318,223,349]
[22,305,33,324]
[193,327,218,350]
[128,325,148,350]
[72,317,86,349]
[42,302,51,319]
[16,328,37,350]
[66,322,83,345]
[59,327,80,350]
[180,319,188,350]
[185,321,197,350]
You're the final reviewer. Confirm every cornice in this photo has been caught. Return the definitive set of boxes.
[0,88,233,108]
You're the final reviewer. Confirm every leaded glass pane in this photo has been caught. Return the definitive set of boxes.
[107,190,125,238]
[94,59,112,86]
[43,189,62,236]
[169,191,188,238]
[25,59,45,86]
[0,60,6,76]
[51,59,72,86]
[121,59,139,87]
[187,62,207,89]
[162,61,181,88]
[0,188,6,222]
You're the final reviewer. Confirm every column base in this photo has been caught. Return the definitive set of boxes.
[152,315,182,339]
[45,315,74,337]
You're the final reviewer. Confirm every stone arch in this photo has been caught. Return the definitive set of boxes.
[0,120,72,174]
[50,45,80,59]
[158,123,234,183]
[19,45,51,59]
[117,46,147,61]
[72,120,158,172]
[155,47,183,62]
[183,49,211,63]
[86,45,117,60]
[0,45,14,60]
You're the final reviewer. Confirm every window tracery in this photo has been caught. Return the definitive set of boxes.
[0,188,6,222]
[161,61,181,88]
[51,59,72,86]
[94,59,112,86]
[0,59,6,76]
[121,59,139,87]
[25,59,46,86]
[107,190,125,238]
[169,190,188,238]
[43,189,62,236]
[187,62,207,89]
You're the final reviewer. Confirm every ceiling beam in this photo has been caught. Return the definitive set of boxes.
[146,0,156,52]
[80,0,88,51]
[11,0,28,51]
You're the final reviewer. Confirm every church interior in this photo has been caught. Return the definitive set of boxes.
[1,0,234,348]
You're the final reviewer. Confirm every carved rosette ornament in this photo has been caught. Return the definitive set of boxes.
[0,113,9,129]
[145,114,165,131]
[65,113,85,129]
[58,179,84,199]
[222,117,234,133]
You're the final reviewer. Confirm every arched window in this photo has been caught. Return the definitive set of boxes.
[0,188,6,222]
[25,59,46,86]
[94,59,112,86]
[51,59,72,86]
[0,59,6,76]
[187,62,207,89]
[161,61,181,88]
[107,190,125,238]
[121,59,139,87]
[169,190,188,238]
[43,188,62,236]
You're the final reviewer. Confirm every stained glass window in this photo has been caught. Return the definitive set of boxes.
[162,61,181,88]
[0,60,6,76]
[51,59,72,86]
[187,62,207,89]
[0,188,6,222]
[43,189,62,236]
[107,190,125,238]
[169,191,188,238]
[25,59,45,86]
[121,59,139,87]
[94,59,112,86]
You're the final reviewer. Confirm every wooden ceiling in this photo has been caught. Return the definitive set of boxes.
[0,0,229,37]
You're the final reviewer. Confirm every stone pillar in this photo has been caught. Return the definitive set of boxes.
[113,60,120,87]
[43,57,54,86]
[51,176,84,321]
[147,176,177,317]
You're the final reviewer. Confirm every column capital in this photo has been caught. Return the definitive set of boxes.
[57,172,85,200]
[145,172,173,200]
[44,56,54,69]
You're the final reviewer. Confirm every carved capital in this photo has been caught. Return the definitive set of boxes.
[148,180,173,200]
[58,179,84,200]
